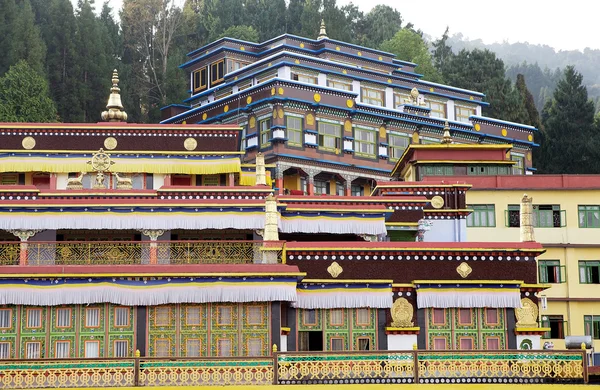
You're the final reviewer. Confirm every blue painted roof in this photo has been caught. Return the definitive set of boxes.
[470,115,537,131]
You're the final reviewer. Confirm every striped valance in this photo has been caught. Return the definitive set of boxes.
[280,213,387,236]
[293,282,392,309]
[416,283,522,309]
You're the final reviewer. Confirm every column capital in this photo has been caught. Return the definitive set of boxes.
[8,229,42,242]
[139,229,165,241]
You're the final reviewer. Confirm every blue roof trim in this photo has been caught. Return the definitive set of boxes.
[470,115,538,131]
[480,133,539,147]
[526,167,537,171]
[275,153,392,173]
[392,58,418,67]
[160,103,190,111]
[187,37,261,58]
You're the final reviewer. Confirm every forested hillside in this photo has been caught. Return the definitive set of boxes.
[1,0,599,173]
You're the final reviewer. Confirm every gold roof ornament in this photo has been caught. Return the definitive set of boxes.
[101,69,128,122]
[441,121,453,144]
[317,19,328,40]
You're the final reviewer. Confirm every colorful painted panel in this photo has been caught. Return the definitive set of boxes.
[297,309,322,331]
[49,335,76,358]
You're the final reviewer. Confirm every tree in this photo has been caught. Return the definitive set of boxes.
[380,29,443,83]
[0,61,57,122]
[218,25,259,42]
[7,0,47,75]
[286,0,305,35]
[539,66,599,174]
[431,27,452,79]
[361,5,402,48]
[245,0,286,41]
[515,74,541,129]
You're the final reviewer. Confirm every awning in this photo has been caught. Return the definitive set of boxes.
[293,281,393,309]
[415,282,522,309]
[280,213,387,236]
[0,276,297,306]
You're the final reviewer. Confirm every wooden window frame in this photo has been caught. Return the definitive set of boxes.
[330,336,344,351]
[154,338,171,357]
[260,118,272,148]
[317,122,341,152]
[84,307,101,329]
[54,340,71,358]
[246,337,263,357]
[216,306,234,326]
[246,305,263,326]
[432,337,447,350]
[327,78,352,91]
[457,308,473,326]
[356,336,371,351]
[458,336,475,350]
[427,99,447,119]
[114,307,130,328]
[431,308,446,326]
[286,116,303,146]
[329,309,344,326]
[0,308,12,329]
[193,66,207,93]
[302,309,317,326]
[354,128,377,158]
[466,204,496,227]
[292,73,317,85]
[485,336,501,350]
[185,338,202,357]
[154,307,171,327]
[217,338,232,357]
[538,260,566,284]
[113,339,129,358]
[484,308,500,325]
[26,308,43,329]
[25,341,41,359]
[55,307,72,329]
[210,60,225,86]
[388,134,410,161]
[185,306,202,327]
[579,261,600,284]
[455,105,476,122]
[0,341,11,359]
[579,205,600,228]
[84,340,100,358]
[356,308,371,326]
[361,86,384,107]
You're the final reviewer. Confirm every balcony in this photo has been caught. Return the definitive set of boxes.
[0,349,588,388]
[0,240,284,266]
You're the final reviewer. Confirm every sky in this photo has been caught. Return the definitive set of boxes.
[91,0,597,51]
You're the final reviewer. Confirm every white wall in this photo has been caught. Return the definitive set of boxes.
[387,334,417,351]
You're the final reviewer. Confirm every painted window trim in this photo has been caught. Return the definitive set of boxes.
[216,305,235,326]
[193,66,208,93]
[185,305,203,327]
[154,307,171,327]
[26,308,43,329]
[84,340,100,358]
[55,307,72,329]
[25,341,42,359]
[457,308,474,326]
[113,339,129,358]
[114,306,130,328]
[0,308,12,329]
[54,340,71,358]
[484,308,500,326]
[302,309,318,326]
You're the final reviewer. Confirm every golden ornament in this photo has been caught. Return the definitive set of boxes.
[431,196,444,209]
[22,136,36,150]
[104,137,117,150]
[313,93,321,103]
[327,262,343,278]
[456,262,472,278]
[391,298,414,327]
[184,138,198,151]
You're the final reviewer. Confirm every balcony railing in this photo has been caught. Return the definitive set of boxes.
[0,241,284,266]
[0,350,588,388]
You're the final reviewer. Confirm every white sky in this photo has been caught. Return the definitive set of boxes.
[92,0,597,51]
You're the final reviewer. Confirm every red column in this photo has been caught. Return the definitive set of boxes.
[228,173,235,187]
[19,242,28,266]
[49,174,57,190]
[164,174,171,186]
[149,243,158,265]
[276,178,284,195]
[307,182,314,195]
[345,186,351,196]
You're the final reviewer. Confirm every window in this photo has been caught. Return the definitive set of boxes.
[330,309,343,326]
[314,180,328,195]
[506,205,520,227]
[246,306,263,325]
[351,184,364,197]
[584,315,600,339]
[85,308,100,328]
[215,87,233,100]
[467,205,496,227]
[539,260,565,283]
[227,59,248,72]
[55,341,70,358]
[185,306,201,326]
[26,342,41,359]
[419,165,453,179]
[154,307,170,327]
[26,309,42,329]
[511,153,525,175]
[202,174,220,186]
[247,338,262,356]
[114,307,130,327]
[303,309,317,325]
[393,92,410,108]
[354,128,376,157]
[357,337,371,351]
[318,122,341,151]
[330,337,344,351]
[327,78,352,91]
[468,165,510,175]
[256,70,277,84]
[459,337,474,350]
[432,309,446,325]
[485,309,499,325]
[155,339,170,357]
[217,306,233,325]
[542,315,566,339]
[533,205,564,228]
[260,118,271,148]
[291,73,317,84]
[433,337,447,350]
[0,309,11,329]
[210,60,225,86]
[238,79,252,92]
[458,309,472,325]
[0,342,9,359]
[217,339,232,357]
[361,87,384,106]
[486,337,500,350]
[114,340,128,357]
[84,341,99,358]
[356,308,370,326]
[579,205,600,228]
[335,182,344,196]
[455,105,476,122]
[388,134,409,160]
[192,66,207,93]
[427,100,447,119]
[286,116,303,146]
[186,339,201,357]
[579,261,600,284]
[56,308,71,328]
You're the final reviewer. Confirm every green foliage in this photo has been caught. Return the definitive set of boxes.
[361,5,402,48]
[431,27,452,78]
[6,0,46,75]
[0,60,57,122]
[380,29,442,83]
[218,25,259,42]
[515,74,541,129]
[538,66,599,174]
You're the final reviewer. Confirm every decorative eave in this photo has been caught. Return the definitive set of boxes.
[514,327,551,336]
[520,283,551,292]
[385,327,420,335]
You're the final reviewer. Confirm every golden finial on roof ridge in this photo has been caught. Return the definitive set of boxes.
[317,19,328,40]
[101,69,128,122]
[441,120,452,144]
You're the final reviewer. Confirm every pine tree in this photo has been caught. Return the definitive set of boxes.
[539,66,599,173]
[0,0,19,75]
[515,74,541,129]
[8,0,47,75]
[0,60,57,122]
[431,27,453,80]
[286,0,305,35]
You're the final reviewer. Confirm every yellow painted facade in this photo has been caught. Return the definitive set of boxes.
[466,188,600,350]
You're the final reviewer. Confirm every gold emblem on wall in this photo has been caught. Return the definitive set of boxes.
[224,105,229,113]
[515,298,539,327]
[528,134,533,142]
[246,96,252,104]
[313,93,321,103]
[379,126,386,139]
[278,87,284,95]
[431,195,444,209]
[327,261,343,278]
[527,152,532,162]
[202,113,207,120]
[501,128,508,137]
[391,298,414,327]
[456,262,472,278]
[277,108,284,119]
[271,88,276,96]
[249,116,256,129]
[344,120,352,133]
[22,136,36,150]
[346,99,354,108]
[272,109,277,119]
[104,137,117,150]
[412,132,419,144]
[474,123,481,131]
[306,113,315,126]
[184,137,197,151]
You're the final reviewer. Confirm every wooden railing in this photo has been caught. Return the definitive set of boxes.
[0,240,284,266]
[0,350,587,388]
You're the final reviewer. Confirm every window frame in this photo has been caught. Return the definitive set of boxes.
[466,204,496,227]
[457,308,473,326]
[259,118,272,148]
[327,78,352,91]
[541,315,566,339]
[216,305,234,326]
[0,308,12,329]
[354,128,377,158]
[192,66,207,94]
[532,204,564,228]
[484,308,500,326]
[0,341,10,359]
[26,308,43,329]
[356,336,371,351]
[388,134,410,161]
[578,205,600,228]
[55,307,72,329]
[154,338,171,357]
[485,336,501,350]
[25,341,41,359]
[54,340,71,358]
[426,99,447,119]
[458,336,475,350]
[432,308,446,326]
[246,305,263,326]
[584,315,600,339]
[317,122,341,152]
[361,86,384,106]
[302,309,317,326]
[113,339,129,358]
[185,338,202,357]
[538,260,566,284]
[84,340,100,358]
[432,337,447,350]
[286,116,303,146]
[291,72,317,85]
[455,104,476,123]
[114,307,130,328]
[579,261,600,284]
[329,309,344,326]
[246,337,263,357]
[356,308,371,326]
[330,337,344,351]
[210,59,225,87]
[185,306,202,326]
[217,338,232,357]
[154,306,171,327]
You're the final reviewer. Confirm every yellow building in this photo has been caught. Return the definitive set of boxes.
[461,174,600,350]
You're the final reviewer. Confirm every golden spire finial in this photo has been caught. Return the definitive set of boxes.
[441,121,453,144]
[101,69,128,122]
[317,19,328,40]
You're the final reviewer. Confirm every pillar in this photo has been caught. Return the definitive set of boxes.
[520,194,535,242]
[163,174,171,186]
[260,194,281,264]
[9,230,41,266]
[306,169,318,196]
[140,229,165,264]
[274,168,284,195]
[50,173,58,190]
[228,173,235,187]
[255,153,266,186]
[340,174,358,197]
